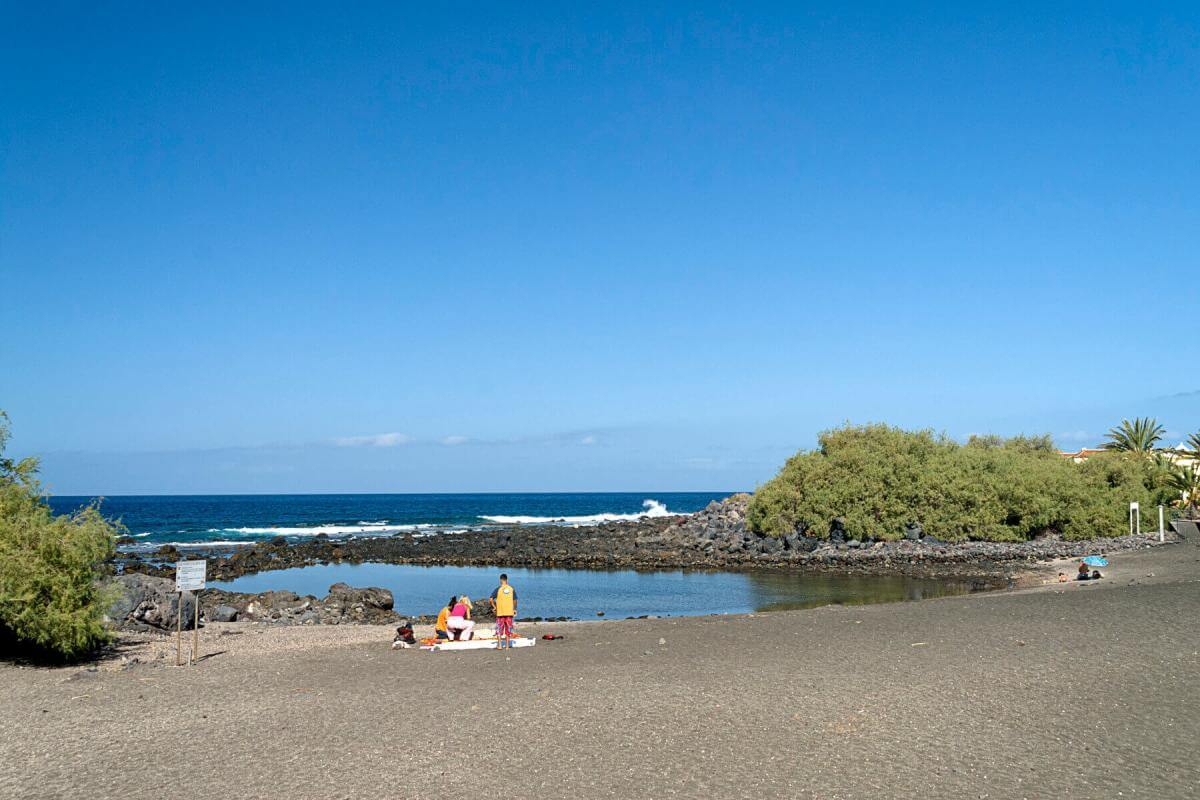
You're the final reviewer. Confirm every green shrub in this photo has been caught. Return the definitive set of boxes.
[746,423,1168,542]
[0,413,119,659]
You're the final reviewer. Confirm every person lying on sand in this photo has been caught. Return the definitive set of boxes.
[435,596,457,640]
[446,596,474,640]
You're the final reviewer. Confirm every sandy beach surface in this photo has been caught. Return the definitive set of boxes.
[3,542,1198,799]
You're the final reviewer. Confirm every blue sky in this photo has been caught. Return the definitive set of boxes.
[2,3,1198,494]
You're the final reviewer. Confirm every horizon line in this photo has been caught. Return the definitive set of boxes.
[46,489,746,499]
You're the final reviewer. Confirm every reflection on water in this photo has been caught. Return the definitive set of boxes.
[743,571,984,613]
[210,562,988,620]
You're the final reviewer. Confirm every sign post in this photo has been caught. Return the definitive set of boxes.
[1159,505,1165,543]
[174,560,207,666]
[193,594,200,664]
[1129,502,1140,536]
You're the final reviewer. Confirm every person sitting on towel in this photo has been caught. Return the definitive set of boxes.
[446,596,475,641]
[435,596,457,640]
[1076,562,1091,581]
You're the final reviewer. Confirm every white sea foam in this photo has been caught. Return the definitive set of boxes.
[133,500,686,545]
[480,499,683,526]
[206,523,436,536]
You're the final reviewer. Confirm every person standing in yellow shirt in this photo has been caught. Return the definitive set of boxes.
[490,573,517,648]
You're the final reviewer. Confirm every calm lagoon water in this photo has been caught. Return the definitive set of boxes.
[210,563,981,619]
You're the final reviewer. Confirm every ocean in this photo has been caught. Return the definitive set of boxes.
[47,492,732,551]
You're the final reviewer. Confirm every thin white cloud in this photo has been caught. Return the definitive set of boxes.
[580,435,597,445]
[681,456,718,468]
[1152,389,1200,400]
[441,435,468,446]
[333,432,412,448]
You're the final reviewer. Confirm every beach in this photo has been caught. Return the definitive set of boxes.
[3,541,1198,799]
[8,6,1198,798]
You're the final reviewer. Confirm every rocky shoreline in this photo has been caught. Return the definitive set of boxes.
[108,495,1175,632]
[118,495,1172,582]
[108,572,405,631]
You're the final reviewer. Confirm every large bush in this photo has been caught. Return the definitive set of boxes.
[746,424,1170,542]
[0,413,119,659]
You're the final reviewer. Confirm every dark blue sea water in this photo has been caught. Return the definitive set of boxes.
[47,492,731,551]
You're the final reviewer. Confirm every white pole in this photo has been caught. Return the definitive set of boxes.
[176,594,183,667]
[1159,505,1165,543]
[192,590,199,665]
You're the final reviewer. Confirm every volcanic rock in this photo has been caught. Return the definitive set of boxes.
[109,573,198,631]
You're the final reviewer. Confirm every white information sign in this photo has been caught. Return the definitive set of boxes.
[175,560,206,592]
[1128,502,1141,535]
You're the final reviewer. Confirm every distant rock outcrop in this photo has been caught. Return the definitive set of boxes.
[651,493,748,549]
[655,493,821,557]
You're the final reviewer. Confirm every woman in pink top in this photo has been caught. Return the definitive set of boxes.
[446,596,474,640]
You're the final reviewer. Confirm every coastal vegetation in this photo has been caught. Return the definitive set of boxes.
[0,412,120,659]
[746,423,1176,542]
[1166,428,1200,514]
[1170,466,1200,513]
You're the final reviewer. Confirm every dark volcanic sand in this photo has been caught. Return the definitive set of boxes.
[3,543,1198,799]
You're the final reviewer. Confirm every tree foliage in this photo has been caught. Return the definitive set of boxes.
[746,423,1171,542]
[1183,432,1200,458]
[0,412,120,659]
[1168,464,1200,513]
[1103,417,1165,455]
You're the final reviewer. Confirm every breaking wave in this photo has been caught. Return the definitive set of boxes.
[479,499,682,526]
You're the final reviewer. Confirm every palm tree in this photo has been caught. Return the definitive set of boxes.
[1185,431,1200,458]
[1169,464,1200,514]
[1103,417,1165,456]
